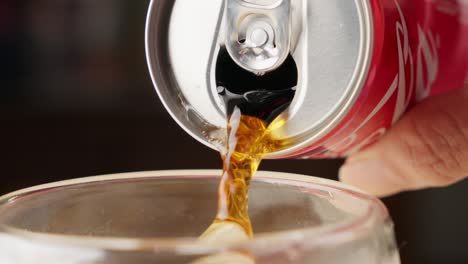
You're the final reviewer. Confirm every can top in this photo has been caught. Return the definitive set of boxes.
[146,0,373,158]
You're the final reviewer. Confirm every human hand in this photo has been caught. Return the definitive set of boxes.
[339,85,468,197]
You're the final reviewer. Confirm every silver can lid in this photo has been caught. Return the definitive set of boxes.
[146,0,373,158]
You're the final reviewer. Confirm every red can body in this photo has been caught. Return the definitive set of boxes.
[286,0,468,158]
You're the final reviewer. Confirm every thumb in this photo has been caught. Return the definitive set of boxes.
[339,85,468,197]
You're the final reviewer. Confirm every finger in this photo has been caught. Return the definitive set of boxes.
[339,85,468,197]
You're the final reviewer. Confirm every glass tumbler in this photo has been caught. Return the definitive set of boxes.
[0,170,400,263]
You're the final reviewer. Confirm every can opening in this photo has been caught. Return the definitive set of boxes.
[215,48,298,125]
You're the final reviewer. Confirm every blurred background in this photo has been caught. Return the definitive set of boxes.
[0,1,467,263]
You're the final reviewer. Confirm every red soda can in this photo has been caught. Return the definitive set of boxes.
[145,0,468,159]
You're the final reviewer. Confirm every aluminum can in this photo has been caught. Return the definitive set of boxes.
[145,0,468,159]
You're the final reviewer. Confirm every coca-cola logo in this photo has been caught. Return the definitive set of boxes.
[313,0,440,157]
[415,26,439,101]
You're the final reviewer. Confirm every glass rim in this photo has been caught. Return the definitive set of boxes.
[0,170,388,254]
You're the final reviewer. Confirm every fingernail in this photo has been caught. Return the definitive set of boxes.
[339,159,403,197]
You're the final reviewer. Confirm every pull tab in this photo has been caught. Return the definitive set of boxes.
[224,0,291,75]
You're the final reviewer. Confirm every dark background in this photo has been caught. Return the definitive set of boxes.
[1,1,467,263]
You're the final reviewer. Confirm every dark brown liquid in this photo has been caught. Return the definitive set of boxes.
[214,113,286,236]
[211,49,298,237]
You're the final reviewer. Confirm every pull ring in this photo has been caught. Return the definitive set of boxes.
[224,0,292,75]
